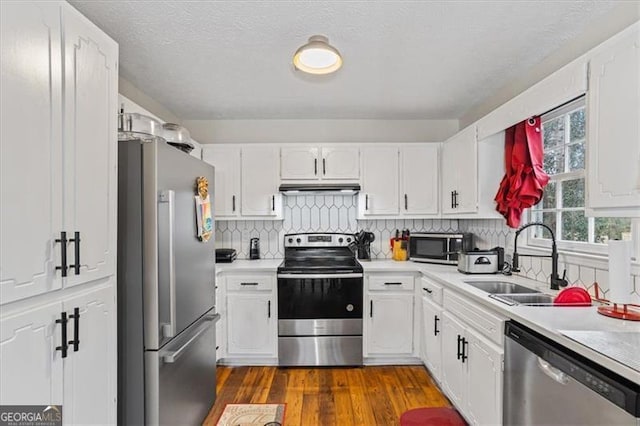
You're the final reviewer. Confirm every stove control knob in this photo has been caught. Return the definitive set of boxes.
[296,238,301,243]
[288,238,293,243]
[346,237,352,243]
[338,238,343,243]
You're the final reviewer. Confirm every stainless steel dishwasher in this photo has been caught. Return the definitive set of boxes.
[504,322,640,426]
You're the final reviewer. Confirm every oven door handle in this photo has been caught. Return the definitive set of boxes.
[277,273,363,279]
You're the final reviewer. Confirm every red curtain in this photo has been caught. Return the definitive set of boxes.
[494,117,549,228]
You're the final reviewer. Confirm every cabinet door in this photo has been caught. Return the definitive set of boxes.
[366,293,413,355]
[440,312,467,410]
[422,297,443,382]
[465,328,503,426]
[321,146,360,180]
[226,293,275,356]
[0,301,64,406]
[440,140,458,215]
[361,147,399,215]
[401,144,439,215]
[63,6,118,287]
[202,146,241,217]
[280,146,319,180]
[241,147,280,216]
[443,126,478,214]
[587,24,640,215]
[0,1,64,303]
[63,283,116,425]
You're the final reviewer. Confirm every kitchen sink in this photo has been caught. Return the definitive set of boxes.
[489,293,555,306]
[464,280,541,294]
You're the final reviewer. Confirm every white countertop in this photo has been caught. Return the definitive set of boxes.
[364,260,640,384]
[215,257,640,383]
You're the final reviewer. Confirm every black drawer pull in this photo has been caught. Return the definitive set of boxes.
[384,282,403,286]
[423,287,433,294]
[69,231,81,275]
[56,312,68,358]
[68,307,80,352]
[240,282,259,286]
[55,232,68,277]
[434,315,440,336]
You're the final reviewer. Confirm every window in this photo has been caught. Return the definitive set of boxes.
[529,97,634,254]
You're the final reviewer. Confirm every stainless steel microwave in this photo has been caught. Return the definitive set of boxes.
[409,232,474,264]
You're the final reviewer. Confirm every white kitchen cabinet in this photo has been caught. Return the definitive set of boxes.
[465,328,503,426]
[359,146,400,216]
[241,147,282,218]
[421,295,443,382]
[0,1,64,304]
[441,312,467,409]
[63,6,118,288]
[586,23,640,217]
[441,126,478,214]
[401,144,439,216]
[202,146,241,217]
[0,301,64,406]
[226,293,276,356]
[366,293,414,355]
[280,145,359,181]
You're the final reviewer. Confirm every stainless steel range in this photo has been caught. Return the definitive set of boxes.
[277,233,363,366]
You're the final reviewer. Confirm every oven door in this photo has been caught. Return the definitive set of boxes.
[408,236,452,264]
[277,273,363,321]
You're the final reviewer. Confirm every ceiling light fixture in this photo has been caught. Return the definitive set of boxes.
[293,35,342,75]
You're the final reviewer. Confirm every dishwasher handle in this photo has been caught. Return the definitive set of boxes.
[537,357,569,385]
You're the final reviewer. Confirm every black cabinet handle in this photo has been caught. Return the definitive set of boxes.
[384,282,403,286]
[453,191,459,208]
[365,194,369,210]
[268,300,271,318]
[457,334,462,360]
[232,195,236,212]
[370,300,373,318]
[404,194,408,210]
[434,315,440,336]
[55,231,68,277]
[272,195,275,211]
[451,191,454,209]
[240,282,259,286]
[69,231,80,275]
[68,307,80,352]
[314,158,318,175]
[322,158,326,175]
[461,338,468,363]
[423,287,433,294]
[56,312,68,358]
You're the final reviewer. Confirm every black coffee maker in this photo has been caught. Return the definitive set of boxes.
[355,231,375,260]
[249,237,260,260]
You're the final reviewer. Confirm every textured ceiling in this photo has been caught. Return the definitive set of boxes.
[70,1,616,120]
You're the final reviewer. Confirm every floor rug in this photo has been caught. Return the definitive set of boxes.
[216,403,285,426]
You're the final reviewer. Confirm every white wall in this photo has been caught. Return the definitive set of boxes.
[183,119,459,144]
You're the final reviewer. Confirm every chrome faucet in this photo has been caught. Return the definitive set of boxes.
[512,222,568,290]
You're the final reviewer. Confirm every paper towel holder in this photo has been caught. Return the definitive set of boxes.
[592,282,640,321]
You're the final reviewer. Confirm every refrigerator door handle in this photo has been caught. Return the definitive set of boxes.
[162,314,219,363]
[159,189,177,339]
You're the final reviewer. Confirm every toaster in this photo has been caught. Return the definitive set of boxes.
[458,247,504,274]
[215,248,237,263]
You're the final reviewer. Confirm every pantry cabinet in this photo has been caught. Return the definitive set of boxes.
[280,145,359,180]
[202,146,241,217]
[359,146,400,216]
[586,22,640,217]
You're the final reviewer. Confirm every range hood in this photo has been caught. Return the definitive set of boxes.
[279,183,361,195]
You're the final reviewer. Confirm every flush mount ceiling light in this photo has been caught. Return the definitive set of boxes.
[293,35,342,75]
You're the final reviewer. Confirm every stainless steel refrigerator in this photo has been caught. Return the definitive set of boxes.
[117,138,218,425]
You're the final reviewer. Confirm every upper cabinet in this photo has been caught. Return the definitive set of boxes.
[586,23,640,217]
[280,145,359,181]
[202,146,241,217]
[401,144,439,216]
[359,146,400,216]
[1,1,118,304]
[441,126,478,214]
[241,147,282,218]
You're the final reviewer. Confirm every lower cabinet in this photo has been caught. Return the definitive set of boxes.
[0,281,116,424]
[219,272,277,362]
[421,295,443,382]
[441,311,503,426]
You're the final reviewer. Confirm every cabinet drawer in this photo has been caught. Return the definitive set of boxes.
[226,274,274,291]
[419,277,443,305]
[443,290,505,346]
[368,274,414,291]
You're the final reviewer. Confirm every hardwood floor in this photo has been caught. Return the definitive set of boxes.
[203,365,451,425]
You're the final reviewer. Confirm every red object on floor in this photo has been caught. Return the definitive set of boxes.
[400,407,466,426]
[494,116,550,228]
